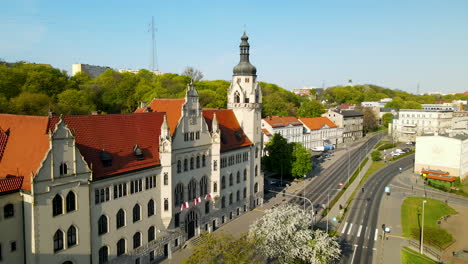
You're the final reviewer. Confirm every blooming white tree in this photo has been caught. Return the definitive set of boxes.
[249,204,341,264]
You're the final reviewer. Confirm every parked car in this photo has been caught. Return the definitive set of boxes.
[403,148,411,153]
[391,152,400,157]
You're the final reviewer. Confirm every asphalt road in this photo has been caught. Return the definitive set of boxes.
[339,154,415,264]
[290,133,384,216]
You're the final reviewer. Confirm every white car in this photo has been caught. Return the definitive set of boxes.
[391,152,400,157]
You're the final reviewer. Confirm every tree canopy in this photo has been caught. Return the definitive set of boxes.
[297,100,326,118]
[263,134,293,176]
[291,143,312,178]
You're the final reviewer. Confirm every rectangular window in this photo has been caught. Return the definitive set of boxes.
[139,179,142,192]
[10,241,16,252]
[175,213,180,228]
[114,186,118,199]
[123,184,127,196]
[175,238,179,247]
[95,190,99,204]
[145,178,149,190]
[105,188,110,201]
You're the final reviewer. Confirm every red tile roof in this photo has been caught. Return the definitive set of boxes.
[0,176,24,194]
[425,174,457,182]
[0,114,51,191]
[203,109,252,152]
[338,104,355,110]
[262,116,302,128]
[299,117,337,130]
[135,99,185,136]
[0,128,9,162]
[48,113,165,180]
[262,128,271,136]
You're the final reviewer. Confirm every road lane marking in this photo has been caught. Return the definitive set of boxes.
[386,234,407,239]
[341,222,348,234]
[350,244,358,264]
[374,229,378,241]
[366,226,369,239]
[253,208,265,212]
[347,223,353,235]
[357,225,362,237]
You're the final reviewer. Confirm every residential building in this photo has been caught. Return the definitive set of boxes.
[414,135,468,181]
[391,109,453,142]
[71,64,111,78]
[322,109,363,143]
[422,104,455,111]
[119,69,163,75]
[299,117,343,149]
[261,116,303,145]
[0,33,264,264]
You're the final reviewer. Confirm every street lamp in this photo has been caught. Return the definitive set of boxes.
[326,186,343,233]
[268,189,315,224]
[420,200,427,254]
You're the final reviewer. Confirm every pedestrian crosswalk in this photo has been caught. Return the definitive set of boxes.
[340,222,378,241]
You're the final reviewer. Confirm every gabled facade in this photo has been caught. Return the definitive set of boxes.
[0,33,263,264]
[299,117,343,149]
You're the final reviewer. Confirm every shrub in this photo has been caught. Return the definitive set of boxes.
[371,151,381,161]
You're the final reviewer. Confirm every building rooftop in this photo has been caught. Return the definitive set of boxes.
[299,117,337,130]
[262,116,302,128]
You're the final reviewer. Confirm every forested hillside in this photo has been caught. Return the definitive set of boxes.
[0,62,466,117]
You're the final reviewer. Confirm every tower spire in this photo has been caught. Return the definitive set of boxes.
[233,32,257,76]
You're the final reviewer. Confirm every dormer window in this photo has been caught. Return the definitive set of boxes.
[100,150,112,167]
[134,145,144,160]
[59,163,68,175]
[234,131,242,142]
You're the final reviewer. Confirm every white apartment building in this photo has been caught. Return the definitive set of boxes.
[0,33,264,264]
[261,116,303,145]
[391,109,454,142]
[71,64,111,78]
[322,109,363,143]
[119,69,163,75]
[299,117,343,149]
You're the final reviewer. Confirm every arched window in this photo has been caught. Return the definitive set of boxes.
[116,209,125,229]
[67,225,77,247]
[236,171,240,184]
[229,193,233,205]
[147,199,155,217]
[199,176,208,196]
[4,203,14,218]
[133,232,141,249]
[221,176,226,190]
[255,165,258,177]
[164,172,168,185]
[148,226,155,242]
[53,194,63,216]
[53,230,64,252]
[202,155,206,167]
[213,182,218,192]
[229,174,233,186]
[66,191,76,212]
[243,169,247,181]
[236,190,240,201]
[99,246,108,264]
[174,183,184,206]
[234,91,240,103]
[98,215,108,235]
[221,196,225,208]
[117,239,126,256]
[188,179,197,200]
[59,162,68,175]
[205,201,210,214]
[177,160,182,173]
[196,156,200,168]
[164,199,169,211]
[255,147,258,158]
[213,160,217,171]
[184,159,188,171]
[133,204,141,222]
[190,157,194,170]
[254,183,258,193]
[243,187,247,198]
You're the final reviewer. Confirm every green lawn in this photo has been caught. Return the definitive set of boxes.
[401,247,438,264]
[358,161,386,186]
[401,197,457,249]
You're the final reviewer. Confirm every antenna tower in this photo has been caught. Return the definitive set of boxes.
[417,82,420,95]
[148,16,158,71]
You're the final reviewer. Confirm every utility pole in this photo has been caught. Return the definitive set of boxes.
[148,16,158,71]
[420,200,427,254]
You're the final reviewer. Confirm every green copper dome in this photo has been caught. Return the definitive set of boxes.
[233,32,257,76]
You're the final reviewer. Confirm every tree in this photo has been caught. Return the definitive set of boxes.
[10,92,51,115]
[355,106,378,133]
[291,143,312,178]
[56,89,96,115]
[263,134,292,176]
[371,150,381,161]
[249,204,341,264]
[183,232,262,264]
[182,66,204,81]
[404,101,422,109]
[297,100,326,118]
[382,113,393,128]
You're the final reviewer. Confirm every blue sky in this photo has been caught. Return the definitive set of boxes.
[1,0,467,93]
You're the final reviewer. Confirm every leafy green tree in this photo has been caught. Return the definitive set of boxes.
[21,65,68,96]
[10,92,51,115]
[183,232,262,264]
[263,134,293,176]
[382,113,393,127]
[297,100,326,118]
[371,150,381,161]
[0,95,10,113]
[404,101,422,109]
[291,143,312,178]
[56,89,96,115]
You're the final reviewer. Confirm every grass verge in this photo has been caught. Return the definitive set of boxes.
[401,197,457,249]
[401,247,438,264]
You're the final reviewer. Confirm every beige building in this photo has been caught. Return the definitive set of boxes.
[414,135,468,181]
[261,116,304,145]
[391,109,454,142]
[322,109,363,143]
[71,64,111,78]
[0,33,264,264]
[299,117,342,149]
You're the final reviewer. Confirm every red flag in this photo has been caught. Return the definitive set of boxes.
[197,197,202,203]
[180,204,184,212]
[184,202,189,209]
[194,198,198,206]
[204,193,212,200]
